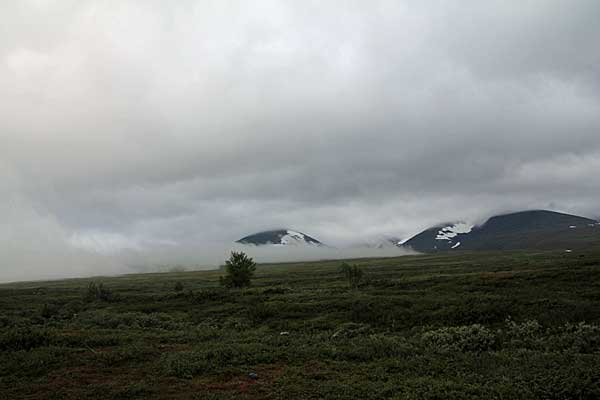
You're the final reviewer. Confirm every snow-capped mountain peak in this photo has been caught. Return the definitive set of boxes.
[236,229,323,246]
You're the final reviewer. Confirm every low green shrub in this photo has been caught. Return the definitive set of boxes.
[332,322,371,339]
[422,324,496,353]
[76,310,184,330]
[327,334,416,361]
[0,328,53,351]
[40,303,60,319]
[246,302,275,325]
[262,286,290,295]
[190,288,233,303]
[555,322,600,353]
[162,343,285,378]
[502,318,544,350]
[83,282,118,302]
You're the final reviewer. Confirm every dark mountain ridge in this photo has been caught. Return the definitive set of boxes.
[402,210,600,253]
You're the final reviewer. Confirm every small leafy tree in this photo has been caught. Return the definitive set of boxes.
[339,262,364,289]
[220,251,256,288]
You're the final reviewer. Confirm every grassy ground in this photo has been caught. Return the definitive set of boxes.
[1,250,600,399]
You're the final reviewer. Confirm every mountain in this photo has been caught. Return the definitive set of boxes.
[402,210,600,253]
[236,229,324,246]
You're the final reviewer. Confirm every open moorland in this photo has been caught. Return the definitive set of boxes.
[1,250,600,399]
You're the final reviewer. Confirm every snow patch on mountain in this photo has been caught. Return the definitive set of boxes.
[435,223,473,241]
[278,230,310,245]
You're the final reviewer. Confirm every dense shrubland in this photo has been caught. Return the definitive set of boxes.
[1,250,600,399]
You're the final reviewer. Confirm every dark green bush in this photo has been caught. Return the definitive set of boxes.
[191,288,233,303]
[76,310,184,330]
[83,282,117,302]
[339,262,364,289]
[40,303,59,319]
[246,302,275,325]
[0,328,52,351]
[262,286,290,295]
[555,322,600,353]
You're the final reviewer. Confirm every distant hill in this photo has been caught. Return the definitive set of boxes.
[402,210,600,253]
[236,229,324,246]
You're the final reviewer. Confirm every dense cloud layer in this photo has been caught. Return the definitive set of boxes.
[1,1,600,281]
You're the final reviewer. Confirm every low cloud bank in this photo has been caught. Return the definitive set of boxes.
[103,242,416,277]
[0,198,122,283]
[0,204,415,283]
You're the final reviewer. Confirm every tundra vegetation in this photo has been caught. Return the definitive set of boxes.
[1,250,600,399]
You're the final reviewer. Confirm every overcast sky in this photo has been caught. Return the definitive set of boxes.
[2,1,600,281]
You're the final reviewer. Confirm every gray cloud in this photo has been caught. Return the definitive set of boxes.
[1,1,600,281]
